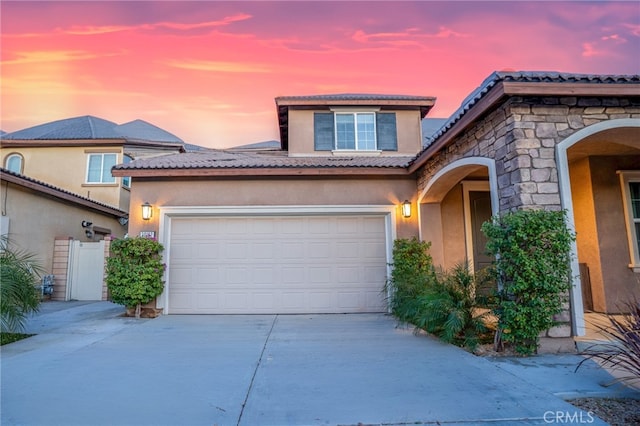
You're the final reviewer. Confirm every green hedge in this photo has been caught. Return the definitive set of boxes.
[482,209,575,355]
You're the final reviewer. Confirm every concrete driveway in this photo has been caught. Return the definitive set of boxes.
[1,302,637,426]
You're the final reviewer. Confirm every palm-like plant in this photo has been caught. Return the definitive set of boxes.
[577,300,640,387]
[0,237,42,332]
[413,262,492,350]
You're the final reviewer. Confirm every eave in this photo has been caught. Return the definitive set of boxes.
[112,167,412,178]
[408,81,640,173]
[0,138,185,152]
[1,172,128,218]
[0,139,125,148]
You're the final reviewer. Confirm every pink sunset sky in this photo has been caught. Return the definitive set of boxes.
[1,1,639,149]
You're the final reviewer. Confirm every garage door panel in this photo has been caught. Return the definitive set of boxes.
[282,242,305,259]
[196,293,220,310]
[309,292,332,309]
[168,215,388,314]
[337,266,359,283]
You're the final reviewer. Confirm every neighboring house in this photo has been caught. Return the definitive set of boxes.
[113,71,639,338]
[0,168,128,300]
[0,115,185,211]
[1,115,185,301]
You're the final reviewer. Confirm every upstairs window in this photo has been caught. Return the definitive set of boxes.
[4,153,24,174]
[314,112,397,152]
[619,171,640,271]
[86,153,116,184]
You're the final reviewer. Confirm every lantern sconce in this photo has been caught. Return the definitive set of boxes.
[141,202,153,221]
[402,200,412,218]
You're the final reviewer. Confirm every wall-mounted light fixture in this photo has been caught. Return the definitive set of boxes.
[402,200,412,218]
[141,202,153,220]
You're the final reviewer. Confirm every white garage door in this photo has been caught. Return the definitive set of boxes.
[167,215,388,314]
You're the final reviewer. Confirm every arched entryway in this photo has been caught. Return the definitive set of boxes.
[557,118,640,335]
[418,157,498,274]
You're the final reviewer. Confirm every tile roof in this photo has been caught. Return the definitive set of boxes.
[275,93,435,102]
[0,168,128,217]
[421,71,640,151]
[113,150,415,171]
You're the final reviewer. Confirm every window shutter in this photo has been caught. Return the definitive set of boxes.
[314,113,335,151]
[376,113,397,151]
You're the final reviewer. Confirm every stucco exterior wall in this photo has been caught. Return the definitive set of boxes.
[440,184,466,270]
[287,109,423,156]
[1,144,128,209]
[417,97,640,213]
[570,157,606,311]
[589,156,640,311]
[1,181,126,277]
[127,177,420,240]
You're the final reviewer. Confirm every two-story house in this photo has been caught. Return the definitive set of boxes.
[0,115,186,300]
[1,115,185,212]
[113,71,640,340]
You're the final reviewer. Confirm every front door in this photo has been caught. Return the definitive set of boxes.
[469,190,493,273]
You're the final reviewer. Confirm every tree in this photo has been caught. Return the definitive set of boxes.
[0,237,42,332]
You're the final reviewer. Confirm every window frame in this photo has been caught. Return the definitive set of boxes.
[334,112,377,151]
[618,170,640,271]
[122,154,132,188]
[4,153,24,174]
[86,153,117,184]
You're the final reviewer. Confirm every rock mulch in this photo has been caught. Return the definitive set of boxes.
[568,397,640,426]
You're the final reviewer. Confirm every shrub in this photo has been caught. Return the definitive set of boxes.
[106,237,165,318]
[386,237,437,322]
[0,237,42,332]
[482,209,575,355]
[577,300,640,387]
[413,262,492,350]
[387,238,491,351]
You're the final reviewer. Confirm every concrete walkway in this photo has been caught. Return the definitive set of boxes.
[1,301,638,426]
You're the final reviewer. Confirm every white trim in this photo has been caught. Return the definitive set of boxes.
[618,171,640,270]
[556,118,640,336]
[334,112,377,151]
[329,107,381,113]
[417,157,499,240]
[330,150,382,156]
[85,152,117,184]
[157,205,397,314]
[462,181,490,274]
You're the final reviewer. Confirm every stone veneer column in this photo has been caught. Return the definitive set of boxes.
[417,97,640,339]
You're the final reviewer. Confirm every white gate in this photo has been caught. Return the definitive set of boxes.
[67,240,105,301]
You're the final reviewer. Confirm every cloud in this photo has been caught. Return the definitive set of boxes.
[582,42,603,58]
[625,23,640,37]
[601,34,626,43]
[351,26,469,47]
[62,14,252,36]
[163,59,272,73]
[1,50,117,65]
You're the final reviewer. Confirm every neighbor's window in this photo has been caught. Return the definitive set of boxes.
[314,112,397,152]
[619,171,640,270]
[122,155,132,188]
[86,153,116,184]
[4,153,24,174]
